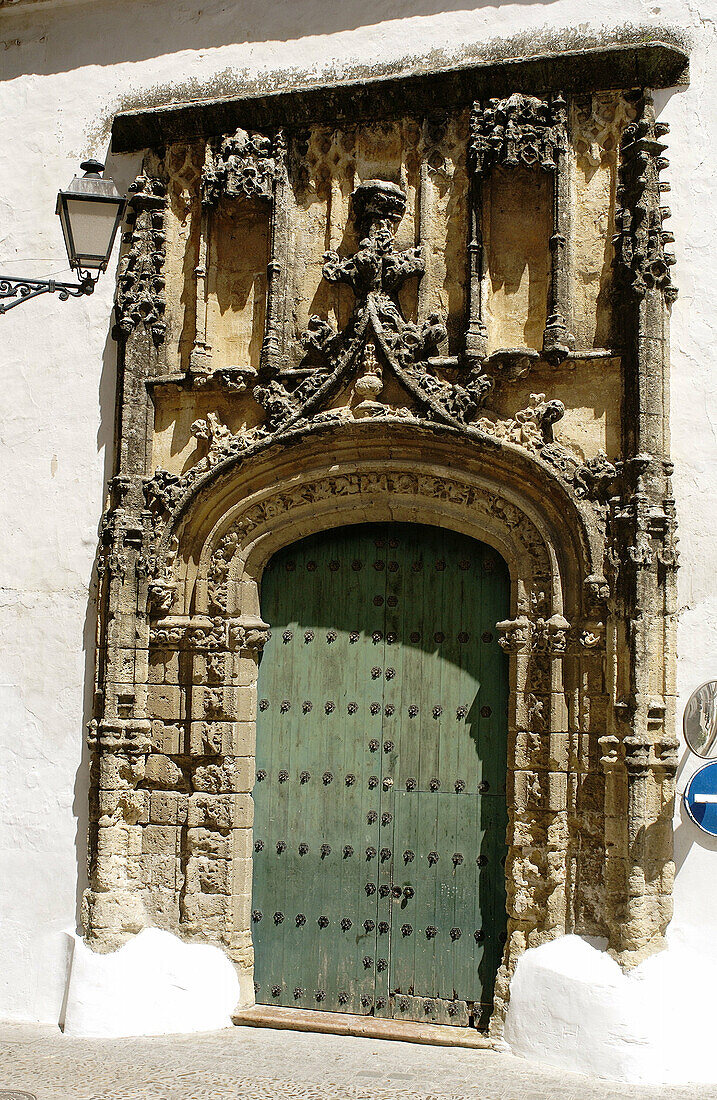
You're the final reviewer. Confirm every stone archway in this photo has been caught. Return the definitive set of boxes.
[87,421,646,1031]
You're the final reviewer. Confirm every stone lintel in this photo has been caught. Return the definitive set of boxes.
[111,39,689,154]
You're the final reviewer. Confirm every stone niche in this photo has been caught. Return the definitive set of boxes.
[93,46,683,1033]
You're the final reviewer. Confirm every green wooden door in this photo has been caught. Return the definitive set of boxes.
[252,523,509,1027]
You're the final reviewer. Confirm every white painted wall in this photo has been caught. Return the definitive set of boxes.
[1,0,717,1056]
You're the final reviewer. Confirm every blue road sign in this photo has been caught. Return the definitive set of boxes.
[685,761,717,836]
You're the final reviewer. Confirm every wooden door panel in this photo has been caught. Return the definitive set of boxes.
[253,527,386,1014]
[252,523,509,1026]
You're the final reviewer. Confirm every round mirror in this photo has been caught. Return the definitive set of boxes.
[684,681,717,758]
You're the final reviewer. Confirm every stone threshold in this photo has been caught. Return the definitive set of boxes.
[232,1005,495,1049]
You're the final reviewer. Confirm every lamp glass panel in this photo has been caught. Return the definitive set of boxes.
[63,198,118,267]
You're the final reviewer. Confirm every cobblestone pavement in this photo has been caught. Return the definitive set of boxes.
[1,1022,714,1100]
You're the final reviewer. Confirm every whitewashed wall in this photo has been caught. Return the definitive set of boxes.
[0,0,715,1029]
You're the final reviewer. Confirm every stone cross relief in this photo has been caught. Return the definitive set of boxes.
[252,177,495,434]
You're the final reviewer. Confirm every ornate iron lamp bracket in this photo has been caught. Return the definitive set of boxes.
[0,271,96,314]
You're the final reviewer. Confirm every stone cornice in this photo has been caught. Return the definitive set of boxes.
[111,39,689,154]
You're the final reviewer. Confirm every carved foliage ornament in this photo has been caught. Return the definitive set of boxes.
[149,615,270,652]
[199,471,551,615]
[201,129,286,207]
[114,172,167,344]
[469,93,567,175]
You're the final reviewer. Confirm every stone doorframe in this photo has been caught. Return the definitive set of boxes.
[86,419,677,1030]
[87,59,683,1030]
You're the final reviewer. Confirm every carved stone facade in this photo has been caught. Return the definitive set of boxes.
[87,65,679,1031]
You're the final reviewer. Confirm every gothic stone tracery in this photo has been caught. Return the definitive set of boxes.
[88,74,679,1030]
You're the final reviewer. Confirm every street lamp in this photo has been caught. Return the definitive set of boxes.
[0,160,126,314]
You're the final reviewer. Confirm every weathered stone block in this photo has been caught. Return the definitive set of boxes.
[141,824,180,856]
[230,722,255,756]
[547,771,568,810]
[195,686,236,721]
[83,889,148,943]
[234,655,259,688]
[186,854,232,895]
[548,732,569,771]
[147,651,167,684]
[231,856,252,901]
[181,891,231,924]
[96,821,143,861]
[149,791,188,825]
[145,753,186,790]
[114,647,136,682]
[231,828,253,861]
[147,683,183,721]
[192,757,253,794]
[186,827,231,860]
[148,854,180,890]
[98,790,148,826]
[187,794,229,831]
[150,720,183,755]
[188,720,234,756]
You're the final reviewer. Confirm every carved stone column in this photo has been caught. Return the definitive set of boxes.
[608,90,679,965]
[86,168,170,950]
[175,615,269,1000]
[493,606,572,1030]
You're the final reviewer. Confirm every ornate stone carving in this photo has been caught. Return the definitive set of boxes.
[148,614,269,653]
[147,578,176,616]
[478,393,566,453]
[496,615,532,653]
[532,613,571,655]
[201,129,285,206]
[228,616,271,653]
[249,178,499,435]
[203,471,551,618]
[614,93,676,301]
[573,451,619,501]
[114,171,167,345]
[579,624,605,649]
[470,93,567,174]
[90,80,681,1000]
[191,412,234,466]
[497,612,570,655]
[469,91,572,364]
[88,717,152,753]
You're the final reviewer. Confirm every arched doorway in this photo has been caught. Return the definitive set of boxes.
[251,522,509,1027]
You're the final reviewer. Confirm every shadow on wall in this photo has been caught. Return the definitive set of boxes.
[73,315,120,935]
[2,0,568,81]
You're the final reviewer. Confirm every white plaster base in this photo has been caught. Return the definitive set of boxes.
[504,932,717,1085]
[62,928,241,1037]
